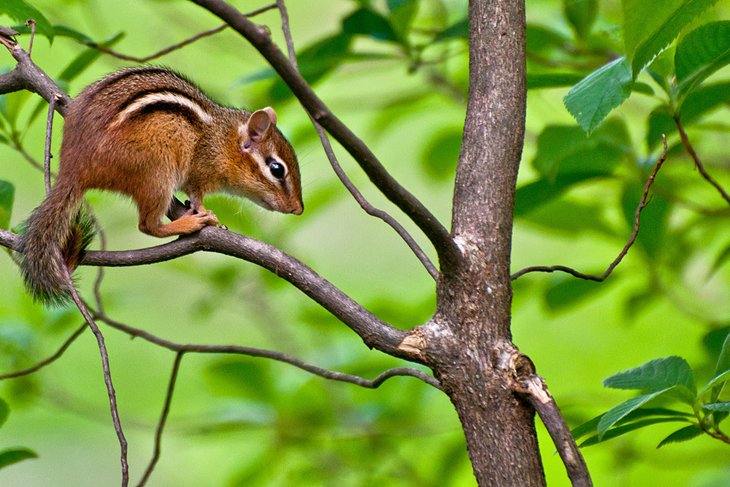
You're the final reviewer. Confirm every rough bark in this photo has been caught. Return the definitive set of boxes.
[423,0,546,484]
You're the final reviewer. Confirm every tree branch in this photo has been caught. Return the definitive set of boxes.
[0,32,70,115]
[0,224,419,363]
[274,0,438,280]
[95,312,440,390]
[0,324,86,380]
[512,370,592,487]
[137,352,183,487]
[511,135,669,281]
[675,116,730,206]
[188,0,458,267]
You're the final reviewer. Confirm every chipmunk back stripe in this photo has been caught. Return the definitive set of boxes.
[112,91,213,127]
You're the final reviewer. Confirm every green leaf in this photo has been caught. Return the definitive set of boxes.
[0,90,31,130]
[268,33,352,101]
[0,397,8,428]
[564,57,633,134]
[0,180,15,230]
[623,0,720,76]
[597,389,680,438]
[564,0,598,40]
[582,416,688,446]
[703,402,730,412]
[572,407,692,440]
[0,0,54,41]
[531,119,629,180]
[433,17,467,42]
[604,356,696,399]
[205,359,275,401]
[710,242,730,276]
[621,184,669,256]
[519,199,615,236]
[646,81,730,149]
[675,21,730,103]
[387,0,418,40]
[715,332,730,377]
[420,128,460,180]
[656,424,704,448]
[59,32,125,83]
[699,370,730,399]
[342,8,398,42]
[526,24,570,54]
[0,448,37,470]
[527,73,586,90]
[544,277,610,312]
[514,171,609,215]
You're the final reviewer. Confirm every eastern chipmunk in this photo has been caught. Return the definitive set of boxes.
[19,66,303,304]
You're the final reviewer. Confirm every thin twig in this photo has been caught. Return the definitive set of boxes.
[137,352,184,487]
[95,312,441,390]
[0,324,87,380]
[511,135,669,281]
[43,95,59,194]
[675,116,730,206]
[91,25,227,63]
[64,268,129,487]
[275,0,438,279]
[25,19,35,57]
[87,4,276,63]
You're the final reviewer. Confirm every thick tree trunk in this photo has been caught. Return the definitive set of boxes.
[427,0,545,484]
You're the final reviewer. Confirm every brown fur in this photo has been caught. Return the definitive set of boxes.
[20,67,303,304]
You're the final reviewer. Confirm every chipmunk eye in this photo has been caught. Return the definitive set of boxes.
[266,157,286,180]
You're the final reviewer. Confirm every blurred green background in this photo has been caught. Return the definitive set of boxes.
[0,0,729,485]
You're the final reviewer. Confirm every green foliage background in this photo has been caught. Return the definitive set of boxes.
[0,0,729,485]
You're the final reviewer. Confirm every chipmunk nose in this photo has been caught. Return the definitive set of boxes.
[290,202,303,215]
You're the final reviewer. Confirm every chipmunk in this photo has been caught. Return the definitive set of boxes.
[19,66,303,305]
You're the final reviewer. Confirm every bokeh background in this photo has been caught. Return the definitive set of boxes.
[0,0,729,485]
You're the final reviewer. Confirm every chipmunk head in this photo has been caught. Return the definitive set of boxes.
[235,107,303,215]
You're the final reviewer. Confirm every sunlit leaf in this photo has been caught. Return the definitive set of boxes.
[564,57,633,134]
[604,356,696,399]
[675,21,730,103]
[657,424,703,448]
[0,180,15,230]
[703,402,730,412]
[623,0,720,75]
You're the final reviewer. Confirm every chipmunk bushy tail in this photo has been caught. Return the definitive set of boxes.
[19,180,95,306]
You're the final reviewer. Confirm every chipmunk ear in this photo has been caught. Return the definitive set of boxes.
[246,107,277,143]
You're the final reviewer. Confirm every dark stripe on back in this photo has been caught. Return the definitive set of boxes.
[124,101,206,127]
[116,87,199,113]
